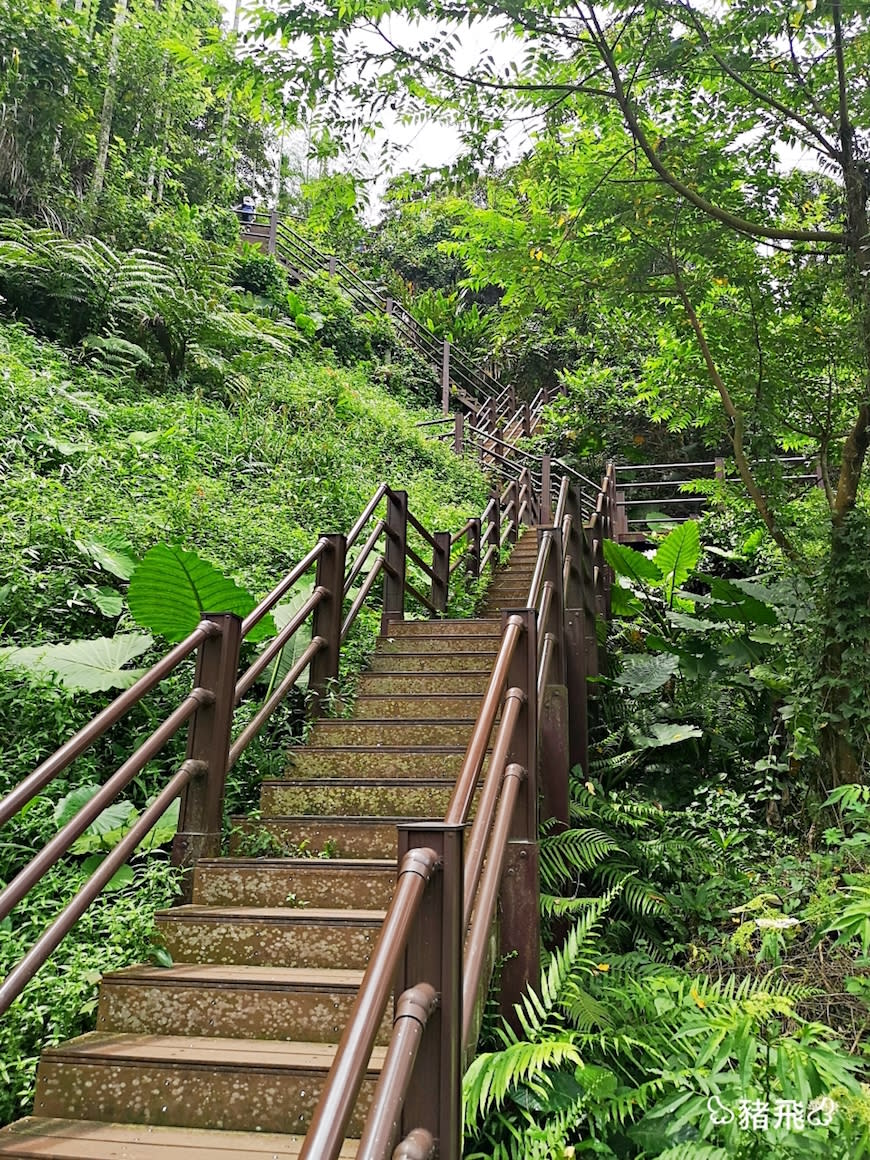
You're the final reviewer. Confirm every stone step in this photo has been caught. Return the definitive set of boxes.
[97,964,391,1045]
[154,905,384,970]
[356,672,490,695]
[377,634,500,655]
[350,693,485,721]
[229,817,401,860]
[193,857,396,909]
[307,719,478,748]
[367,651,497,673]
[0,1118,360,1159]
[32,1033,384,1136]
[383,618,500,637]
[260,778,468,818]
[285,747,484,782]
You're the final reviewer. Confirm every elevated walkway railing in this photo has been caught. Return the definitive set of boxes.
[238,209,500,412]
[300,466,616,1159]
[613,456,823,541]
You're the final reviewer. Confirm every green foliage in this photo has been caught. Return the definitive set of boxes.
[127,543,274,644]
[0,634,153,692]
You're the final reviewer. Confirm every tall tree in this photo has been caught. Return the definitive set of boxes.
[257,0,870,780]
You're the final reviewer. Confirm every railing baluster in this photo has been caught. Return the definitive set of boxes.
[498,607,539,1027]
[309,533,347,711]
[536,526,569,829]
[171,612,242,897]
[382,489,408,632]
[430,531,451,615]
[394,822,463,1156]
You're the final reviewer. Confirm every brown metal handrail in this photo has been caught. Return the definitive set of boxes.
[0,477,516,1022]
[298,847,441,1159]
[0,620,216,829]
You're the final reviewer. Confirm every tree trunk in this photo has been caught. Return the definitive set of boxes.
[89,0,129,205]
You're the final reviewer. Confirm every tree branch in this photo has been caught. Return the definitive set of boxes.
[671,259,801,562]
[582,6,845,246]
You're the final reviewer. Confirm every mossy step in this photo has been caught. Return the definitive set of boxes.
[285,747,487,782]
[193,857,396,909]
[350,693,486,721]
[357,672,490,695]
[33,1033,385,1136]
[368,651,497,673]
[378,634,500,654]
[383,618,503,637]
[0,1118,361,1159]
[307,719,480,748]
[97,964,392,1045]
[260,778,475,818]
[229,816,402,860]
[154,905,384,970]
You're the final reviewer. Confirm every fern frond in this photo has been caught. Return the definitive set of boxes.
[463,1038,581,1130]
[540,827,620,889]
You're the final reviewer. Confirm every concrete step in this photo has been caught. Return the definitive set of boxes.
[0,1118,360,1159]
[377,634,500,655]
[307,719,478,748]
[32,1033,384,1136]
[193,857,396,909]
[260,778,469,818]
[97,964,391,1045]
[357,672,490,695]
[229,816,402,860]
[350,693,485,721]
[285,747,484,782]
[154,905,384,970]
[367,651,497,673]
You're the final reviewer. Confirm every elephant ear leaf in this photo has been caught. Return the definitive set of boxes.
[127,544,275,643]
[616,653,679,696]
[0,633,153,691]
[654,521,700,602]
[603,540,662,585]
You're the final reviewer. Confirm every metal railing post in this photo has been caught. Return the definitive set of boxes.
[468,517,481,581]
[537,527,569,829]
[309,533,347,711]
[563,484,593,778]
[395,822,463,1158]
[522,402,531,438]
[499,608,540,1027]
[453,411,464,455]
[382,489,408,633]
[506,480,519,543]
[508,385,517,413]
[540,456,552,524]
[327,255,338,276]
[491,489,501,557]
[430,531,451,615]
[172,612,242,896]
[441,340,451,415]
[542,383,550,406]
[267,210,279,254]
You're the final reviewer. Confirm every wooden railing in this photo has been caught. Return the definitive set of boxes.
[612,456,823,541]
[0,429,561,1019]
[238,209,500,412]
[300,466,614,1159]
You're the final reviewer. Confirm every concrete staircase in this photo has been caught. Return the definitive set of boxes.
[0,534,540,1158]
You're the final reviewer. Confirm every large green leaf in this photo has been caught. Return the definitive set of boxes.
[615,653,679,696]
[654,522,700,602]
[698,576,778,627]
[128,544,275,643]
[74,533,138,581]
[0,633,153,691]
[603,539,661,584]
[637,722,703,748]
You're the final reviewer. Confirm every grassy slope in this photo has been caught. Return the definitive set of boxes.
[0,320,489,1122]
